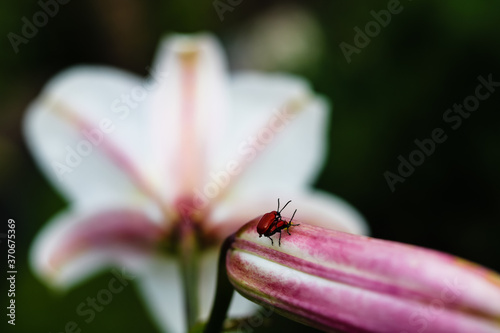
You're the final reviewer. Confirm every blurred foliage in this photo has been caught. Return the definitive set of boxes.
[1,0,499,332]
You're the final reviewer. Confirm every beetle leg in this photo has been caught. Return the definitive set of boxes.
[287,209,299,235]
[266,235,274,246]
[289,209,297,224]
[278,230,282,246]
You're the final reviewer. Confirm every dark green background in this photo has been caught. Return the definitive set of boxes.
[1,0,499,332]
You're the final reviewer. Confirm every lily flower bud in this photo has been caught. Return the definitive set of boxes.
[226,218,500,333]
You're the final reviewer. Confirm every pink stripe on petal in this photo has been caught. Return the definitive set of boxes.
[51,209,167,269]
[52,101,164,206]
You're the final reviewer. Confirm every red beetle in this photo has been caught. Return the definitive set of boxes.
[257,199,299,246]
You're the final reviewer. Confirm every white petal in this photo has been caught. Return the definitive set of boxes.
[137,249,258,333]
[146,33,230,198]
[206,72,328,202]
[198,250,259,322]
[30,207,166,288]
[24,66,156,210]
[228,292,261,318]
[135,258,185,333]
[206,190,368,240]
[198,249,219,319]
[291,190,369,235]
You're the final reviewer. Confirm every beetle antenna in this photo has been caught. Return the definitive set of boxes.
[279,200,291,213]
[277,198,280,212]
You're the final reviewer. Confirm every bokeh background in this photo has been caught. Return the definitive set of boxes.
[1,0,499,332]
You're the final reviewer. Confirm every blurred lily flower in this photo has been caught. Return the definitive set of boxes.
[24,33,368,332]
[229,4,325,74]
[226,219,500,333]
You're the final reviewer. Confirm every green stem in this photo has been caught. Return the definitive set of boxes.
[179,218,199,330]
[204,234,235,333]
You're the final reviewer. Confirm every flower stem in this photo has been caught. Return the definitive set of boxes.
[179,217,199,330]
[204,234,235,333]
